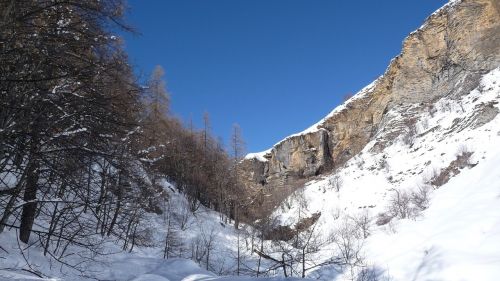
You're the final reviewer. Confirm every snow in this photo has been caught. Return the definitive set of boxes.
[245,78,380,161]
[292,79,379,137]
[271,67,500,280]
[1,65,498,281]
[2,5,498,277]
[416,0,461,31]
[366,150,500,281]
[0,257,309,281]
[245,149,272,162]
[245,0,464,162]
[3,67,497,281]
[0,176,300,281]
[53,128,87,138]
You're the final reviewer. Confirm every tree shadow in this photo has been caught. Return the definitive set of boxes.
[411,246,444,281]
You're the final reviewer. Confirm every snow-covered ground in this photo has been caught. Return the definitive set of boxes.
[272,68,500,280]
[0,179,275,281]
[1,68,498,281]
[0,257,308,281]
[1,69,498,281]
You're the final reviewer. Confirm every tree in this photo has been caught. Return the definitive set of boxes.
[0,0,141,245]
[163,200,181,259]
[202,111,211,150]
[148,65,170,120]
[230,123,246,229]
[0,0,247,276]
[331,218,366,279]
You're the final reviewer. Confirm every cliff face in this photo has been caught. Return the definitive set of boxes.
[240,0,500,221]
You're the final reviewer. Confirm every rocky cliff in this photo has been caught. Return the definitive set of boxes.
[239,0,500,221]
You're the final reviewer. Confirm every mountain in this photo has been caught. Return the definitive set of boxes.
[1,0,498,280]
[239,0,500,221]
[236,0,500,280]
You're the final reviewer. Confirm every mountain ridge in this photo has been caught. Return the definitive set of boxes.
[239,0,500,221]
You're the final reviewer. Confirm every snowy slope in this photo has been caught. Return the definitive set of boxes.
[366,143,500,281]
[1,47,497,281]
[0,179,280,281]
[3,66,497,281]
[271,68,500,280]
[0,257,309,281]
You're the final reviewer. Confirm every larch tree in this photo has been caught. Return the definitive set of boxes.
[230,123,246,230]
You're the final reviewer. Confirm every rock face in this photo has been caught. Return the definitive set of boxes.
[240,0,500,221]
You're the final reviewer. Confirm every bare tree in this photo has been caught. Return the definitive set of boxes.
[410,185,431,211]
[387,189,412,219]
[351,211,372,239]
[329,174,343,192]
[163,200,180,259]
[331,218,366,279]
[230,123,246,230]
[204,227,217,271]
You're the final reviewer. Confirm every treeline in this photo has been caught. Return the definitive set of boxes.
[139,66,247,227]
[0,0,245,271]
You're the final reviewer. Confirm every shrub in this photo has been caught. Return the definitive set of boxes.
[331,218,365,272]
[402,118,418,147]
[386,185,432,221]
[351,211,372,239]
[410,184,431,211]
[329,174,343,192]
[387,189,412,219]
[456,145,473,167]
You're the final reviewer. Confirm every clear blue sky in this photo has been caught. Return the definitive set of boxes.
[122,0,448,153]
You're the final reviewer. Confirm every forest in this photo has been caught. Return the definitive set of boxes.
[0,0,255,272]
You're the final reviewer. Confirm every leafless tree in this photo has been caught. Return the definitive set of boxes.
[387,189,412,219]
[329,174,343,192]
[331,218,366,280]
[351,211,372,239]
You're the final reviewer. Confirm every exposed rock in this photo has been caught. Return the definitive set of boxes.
[262,212,321,242]
[471,101,499,129]
[429,151,476,187]
[240,0,500,221]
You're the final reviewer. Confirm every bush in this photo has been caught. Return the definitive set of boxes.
[331,218,365,271]
[351,211,372,239]
[386,186,431,220]
[387,189,412,219]
[456,145,473,167]
[379,156,389,172]
[402,118,418,147]
[329,174,343,192]
[410,185,431,211]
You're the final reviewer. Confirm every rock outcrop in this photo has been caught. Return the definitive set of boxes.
[239,0,500,221]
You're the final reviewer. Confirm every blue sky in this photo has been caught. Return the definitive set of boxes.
[122,0,448,153]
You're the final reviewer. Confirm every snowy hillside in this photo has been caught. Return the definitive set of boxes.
[0,257,308,281]
[0,178,301,280]
[2,0,499,280]
[271,68,500,280]
[2,66,497,281]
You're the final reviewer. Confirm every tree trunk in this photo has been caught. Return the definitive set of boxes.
[234,203,239,230]
[237,231,240,275]
[107,172,123,237]
[282,253,288,277]
[84,163,92,213]
[256,238,263,277]
[206,248,210,270]
[302,248,306,278]
[19,160,39,243]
